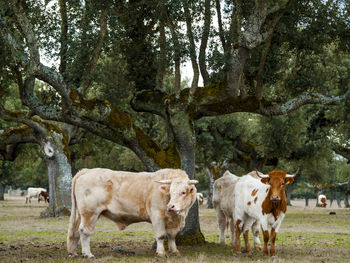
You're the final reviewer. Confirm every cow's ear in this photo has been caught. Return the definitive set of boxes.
[261,178,270,185]
[159,185,169,194]
[155,180,171,194]
[285,177,294,185]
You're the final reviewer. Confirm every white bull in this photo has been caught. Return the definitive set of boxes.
[67,168,198,258]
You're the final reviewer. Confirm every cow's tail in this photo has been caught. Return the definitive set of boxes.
[212,181,220,209]
[67,169,86,254]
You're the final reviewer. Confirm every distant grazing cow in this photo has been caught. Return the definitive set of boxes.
[197,193,204,205]
[234,170,297,256]
[25,187,47,203]
[67,168,198,258]
[213,171,261,248]
[39,191,50,203]
[317,194,327,208]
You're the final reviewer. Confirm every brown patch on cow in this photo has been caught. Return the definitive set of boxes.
[321,197,326,203]
[105,180,113,205]
[254,197,258,203]
[247,201,251,206]
[251,189,258,196]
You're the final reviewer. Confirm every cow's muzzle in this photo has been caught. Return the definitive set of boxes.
[270,195,281,202]
[167,204,181,214]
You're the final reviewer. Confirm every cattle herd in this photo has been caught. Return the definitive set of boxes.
[19,167,327,258]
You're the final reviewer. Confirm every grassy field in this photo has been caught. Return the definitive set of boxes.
[0,196,349,263]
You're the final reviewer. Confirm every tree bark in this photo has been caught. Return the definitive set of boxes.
[305,198,309,207]
[0,184,5,200]
[344,195,349,208]
[206,166,214,209]
[169,110,205,245]
[39,134,72,217]
[286,184,293,206]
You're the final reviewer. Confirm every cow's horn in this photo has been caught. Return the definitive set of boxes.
[255,170,269,178]
[155,179,172,184]
[286,168,300,178]
[188,180,199,185]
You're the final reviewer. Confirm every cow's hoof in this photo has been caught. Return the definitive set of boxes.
[68,252,78,258]
[169,249,180,256]
[82,253,95,259]
[156,251,168,258]
[254,244,262,251]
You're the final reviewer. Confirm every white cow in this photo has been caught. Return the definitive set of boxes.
[234,170,297,256]
[67,168,198,258]
[213,170,261,248]
[25,187,47,203]
[197,193,204,205]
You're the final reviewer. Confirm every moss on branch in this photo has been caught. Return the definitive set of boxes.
[134,125,180,168]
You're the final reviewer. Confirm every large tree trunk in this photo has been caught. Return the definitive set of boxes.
[170,111,205,245]
[40,135,72,217]
[0,184,5,200]
[305,197,309,207]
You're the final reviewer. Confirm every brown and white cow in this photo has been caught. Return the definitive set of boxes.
[234,170,297,256]
[25,187,47,203]
[213,171,261,248]
[317,194,327,208]
[67,168,198,258]
[197,193,204,205]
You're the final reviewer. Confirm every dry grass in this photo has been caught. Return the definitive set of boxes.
[0,195,349,262]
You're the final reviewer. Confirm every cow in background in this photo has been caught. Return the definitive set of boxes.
[317,194,327,208]
[67,168,198,258]
[39,191,50,203]
[213,170,261,249]
[197,193,204,205]
[25,187,47,203]
[234,169,298,256]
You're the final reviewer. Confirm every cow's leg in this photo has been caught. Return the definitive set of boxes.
[252,221,261,250]
[79,212,99,259]
[270,228,277,256]
[216,208,227,244]
[168,233,180,256]
[151,215,168,257]
[234,219,242,252]
[229,218,235,246]
[260,219,269,256]
[242,217,255,253]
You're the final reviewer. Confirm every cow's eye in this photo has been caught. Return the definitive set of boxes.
[181,191,186,195]
[281,183,285,186]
